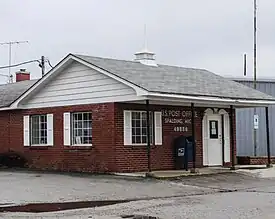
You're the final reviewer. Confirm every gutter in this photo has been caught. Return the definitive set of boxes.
[0,106,19,111]
[145,92,275,107]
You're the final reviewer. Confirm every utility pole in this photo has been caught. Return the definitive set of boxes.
[0,41,28,83]
[40,56,45,76]
[253,0,257,156]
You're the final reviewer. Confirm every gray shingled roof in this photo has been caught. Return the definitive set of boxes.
[1,54,274,109]
[0,79,38,108]
[75,54,275,101]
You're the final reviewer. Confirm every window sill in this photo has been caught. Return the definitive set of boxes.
[125,143,154,146]
[71,144,93,147]
[64,145,93,151]
[124,144,157,148]
[28,145,51,150]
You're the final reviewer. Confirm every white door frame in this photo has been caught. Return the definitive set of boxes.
[202,108,231,166]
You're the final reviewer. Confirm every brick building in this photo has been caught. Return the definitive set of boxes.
[0,51,274,173]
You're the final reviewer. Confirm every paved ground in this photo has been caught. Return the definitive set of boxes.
[1,170,275,218]
[0,170,214,205]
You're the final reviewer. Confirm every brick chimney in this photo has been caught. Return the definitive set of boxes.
[16,69,30,82]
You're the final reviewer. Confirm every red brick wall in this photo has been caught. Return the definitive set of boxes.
[115,103,236,172]
[115,103,206,172]
[0,103,116,173]
[0,111,13,154]
[237,156,274,165]
[0,102,237,173]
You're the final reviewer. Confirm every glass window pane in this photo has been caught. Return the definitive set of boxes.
[77,121,82,129]
[136,128,141,135]
[77,113,82,120]
[73,121,78,128]
[84,121,91,128]
[87,129,92,136]
[77,129,82,136]
[40,115,45,123]
[132,112,137,120]
[32,116,39,126]
[132,135,136,144]
[142,119,146,127]
[135,136,141,144]
[32,137,39,145]
[132,119,136,127]
[132,128,136,135]
[83,113,88,121]
[40,138,46,144]
[74,136,82,144]
[141,112,147,120]
[142,127,147,135]
[41,123,46,130]
[136,120,140,127]
[83,137,92,144]
[142,136,147,144]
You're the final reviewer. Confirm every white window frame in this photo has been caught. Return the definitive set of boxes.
[63,112,93,146]
[30,114,48,146]
[131,110,153,146]
[124,110,163,146]
[24,114,54,147]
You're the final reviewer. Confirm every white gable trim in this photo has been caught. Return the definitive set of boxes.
[9,54,148,109]
[10,55,74,109]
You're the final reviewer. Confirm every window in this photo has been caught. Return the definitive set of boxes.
[23,114,53,147]
[30,115,47,145]
[72,112,92,145]
[209,120,218,139]
[131,111,153,144]
[124,110,162,146]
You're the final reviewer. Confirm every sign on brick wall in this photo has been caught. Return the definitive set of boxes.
[161,110,198,132]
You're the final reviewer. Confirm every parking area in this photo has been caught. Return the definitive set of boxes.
[1,170,275,218]
[0,170,215,205]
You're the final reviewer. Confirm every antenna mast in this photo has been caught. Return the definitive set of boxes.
[144,24,147,50]
[0,40,28,83]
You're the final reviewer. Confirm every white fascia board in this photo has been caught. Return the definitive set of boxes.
[71,56,148,96]
[145,92,275,107]
[0,106,16,111]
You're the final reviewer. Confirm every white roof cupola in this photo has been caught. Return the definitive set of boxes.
[134,25,157,67]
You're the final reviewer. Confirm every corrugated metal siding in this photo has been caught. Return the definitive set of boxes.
[236,80,275,156]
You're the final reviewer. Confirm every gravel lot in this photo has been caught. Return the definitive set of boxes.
[1,170,275,218]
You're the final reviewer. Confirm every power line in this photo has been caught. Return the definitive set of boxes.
[46,59,53,68]
[0,59,40,70]
[0,56,54,82]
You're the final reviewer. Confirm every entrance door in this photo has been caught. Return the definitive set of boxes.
[207,115,223,166]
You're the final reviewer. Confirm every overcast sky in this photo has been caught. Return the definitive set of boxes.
[0,0,274,84]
